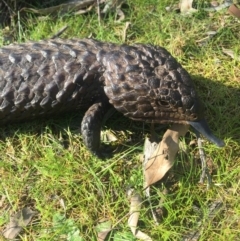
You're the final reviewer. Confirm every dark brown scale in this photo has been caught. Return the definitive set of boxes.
[111,84,121,95]
[124,102,138,112]
[123,54,136,65]
[165,58,178,70]
[138,103,153,112]
[126,64,142,73]
[0,99,11,111]
[133,110,144,118]
[159,88,169,96]
[121,82,130,90]
[148,77,160,89]
[155,66,167,78]
[72,69,86,84]
[40,95,52,108]
[169,70,181,81]
[119,91,136,102]
[15,94,28,108]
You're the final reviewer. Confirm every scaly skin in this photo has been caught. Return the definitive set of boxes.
[0,38,223,153]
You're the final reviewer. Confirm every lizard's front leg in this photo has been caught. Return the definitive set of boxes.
[81,100,111,156]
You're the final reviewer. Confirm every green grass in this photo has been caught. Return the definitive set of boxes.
[0,0,240,240]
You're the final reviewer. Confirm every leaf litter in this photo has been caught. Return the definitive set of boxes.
[2,207,36,239]
[222,48,240,61]
[126,122,224,240]
[167,0,233,15]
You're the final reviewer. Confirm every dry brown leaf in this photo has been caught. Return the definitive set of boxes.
[179,0,197,14]
[228,4,240,19]
[3,207,36,239]
[97,229,112,241]
[222,48,240,61]
[144,124,189,187]
[196,31,217,46]
[127,189,152,241]
[101,130,118,143]
[96,220,112,241]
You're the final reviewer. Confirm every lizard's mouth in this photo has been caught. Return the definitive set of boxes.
[187,119,225,147]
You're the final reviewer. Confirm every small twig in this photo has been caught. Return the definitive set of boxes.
[2,0,13,14]
[196,133,212,189]
[143,136,160,224]
[74,4,94,15]
[127,188,153,241]
[17,11,22,40]
[50,25,68,39]
[2,0,15,28]
[183,200,223,241]
[115,8,125,22]
[97,0,101,26]
[122,21,131,42]
[145,186,160,225]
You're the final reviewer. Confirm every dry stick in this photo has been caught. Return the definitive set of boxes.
[183,200,223,241]
[2,0,15,28]
[195,132,212,189]
[143,137,159,224]
[2,0,13,14]
[122,21,130,42]
[17,11,22,40]
[20,0,95,16]
[97,0,101,26]
[127,188,153,241]
[50,25,69,39]
[74,4,94,15]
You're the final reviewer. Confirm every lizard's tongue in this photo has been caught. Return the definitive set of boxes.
[187,119,225,147]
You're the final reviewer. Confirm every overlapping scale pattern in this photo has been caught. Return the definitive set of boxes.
[98,43,203,123]
[0,38,203,125]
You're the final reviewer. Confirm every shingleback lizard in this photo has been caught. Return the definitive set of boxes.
[0,38,225,155]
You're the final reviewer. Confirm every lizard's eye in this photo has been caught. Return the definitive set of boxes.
[158,100,169,107]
